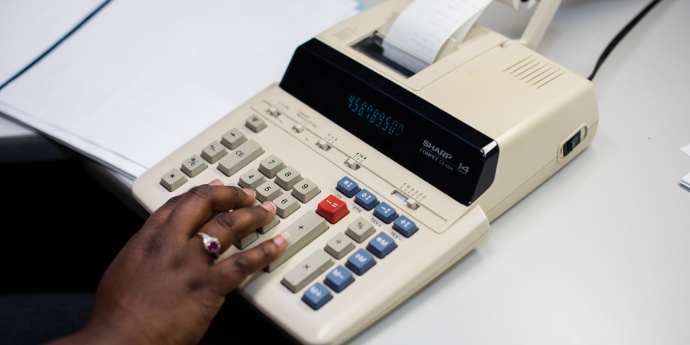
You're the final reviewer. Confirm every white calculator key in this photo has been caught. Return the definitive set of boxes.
[275,166,302,190]
[160,168,187,192]
[265,211,328,272]
[259,154,285,178]
[220,127,247,149]
[201,141,227,163]
[256,181,283,202]
[291,178,320,203]
[245,114,267,132]
[274,194,301,219]
[281,250,333,293]
[217,140,264,177]
[325,232,355,259]
[180,154,207,177]
[238,168,266,189]
[234,231,258,250]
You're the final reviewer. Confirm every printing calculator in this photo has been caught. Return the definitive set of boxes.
[131,0,599,343]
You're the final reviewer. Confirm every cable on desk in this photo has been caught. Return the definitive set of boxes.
[0,0,113,91]
[587,0,663,81]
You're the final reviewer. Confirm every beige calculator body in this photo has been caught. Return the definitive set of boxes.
[132,0,599,343]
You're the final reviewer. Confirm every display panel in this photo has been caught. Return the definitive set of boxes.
[280,39,498,205]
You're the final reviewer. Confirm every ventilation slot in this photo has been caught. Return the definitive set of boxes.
[504,56,564,89]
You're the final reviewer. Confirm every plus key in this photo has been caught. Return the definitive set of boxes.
[316,194,350,224]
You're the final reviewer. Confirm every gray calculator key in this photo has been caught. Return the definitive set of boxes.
[265,211,329,272]
[274,193,300,219]
[217,140,264,177]
[254,200,280,234]
[256,181,283,202]
[234,231,258,250]
[281,250,333,293]
[257,216,279,234]
[245,114,267,132]
[275,166,302,190]
[346,216,375,243]
[259,154,285,178]
[160,168,188,192]
[291,178,320,203]
[180,154,208,177]
[220,128,247,149]
[325,232,355,259]
[238,168,266,189]
[201,141,228,163]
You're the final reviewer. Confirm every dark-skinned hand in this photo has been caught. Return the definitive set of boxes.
[46,179,287,345]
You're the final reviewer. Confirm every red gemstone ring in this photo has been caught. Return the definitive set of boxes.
[196,232,220,258]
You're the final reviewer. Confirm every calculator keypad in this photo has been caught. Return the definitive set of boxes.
[158,118,421,312]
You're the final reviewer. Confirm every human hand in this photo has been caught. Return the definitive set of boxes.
[47,179,287,345]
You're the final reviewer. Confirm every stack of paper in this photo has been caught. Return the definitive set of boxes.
[0,0,359,179]
[681,173,690,191]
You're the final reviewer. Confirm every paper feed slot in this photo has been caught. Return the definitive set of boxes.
[352,31,428,78]
[353,0,561,76]
[352,25,460,78]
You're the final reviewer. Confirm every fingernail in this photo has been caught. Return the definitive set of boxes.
[261,201,275,212]
[209,179,223,186]
[242,188,255,197]
[272,232,288,247]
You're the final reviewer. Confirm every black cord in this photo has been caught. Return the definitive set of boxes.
[587,0,664,81]
[0,0,113,91]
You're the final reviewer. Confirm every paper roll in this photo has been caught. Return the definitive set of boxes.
[382,0,493,74]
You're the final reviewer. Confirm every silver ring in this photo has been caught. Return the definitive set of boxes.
[196,232,220,258]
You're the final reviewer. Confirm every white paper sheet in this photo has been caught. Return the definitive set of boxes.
[0,0,106,86]
[0,0,358,178]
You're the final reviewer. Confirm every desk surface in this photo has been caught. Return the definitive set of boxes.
[3,1,689,344]
[352,1,690,344]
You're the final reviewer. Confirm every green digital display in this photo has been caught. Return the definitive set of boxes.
[347,94,405,137]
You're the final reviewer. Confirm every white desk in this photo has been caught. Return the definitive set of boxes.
[352,1,690,344]
[3,1,688,344]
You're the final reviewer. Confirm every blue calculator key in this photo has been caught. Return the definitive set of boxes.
[336,176,360,198]
[302,282,333,310]
[366,232,397,259]
[345,248,376,275]
[324,265,355,293]
[373,202,398,224]
[354,189,379,211]
[393,215,418,237]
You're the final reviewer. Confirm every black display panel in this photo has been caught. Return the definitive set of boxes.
[279,39,498,205]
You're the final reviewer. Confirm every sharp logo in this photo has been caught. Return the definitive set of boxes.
[422,140,453,160]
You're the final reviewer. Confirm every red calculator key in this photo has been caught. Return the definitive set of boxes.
[316,194,350,224]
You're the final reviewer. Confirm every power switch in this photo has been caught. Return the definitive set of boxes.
[563,131,582,157]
